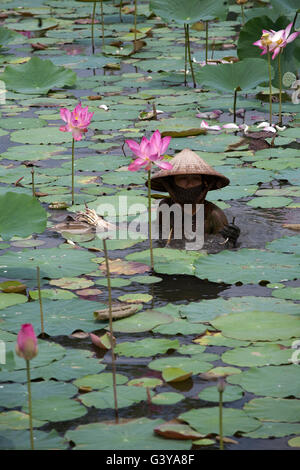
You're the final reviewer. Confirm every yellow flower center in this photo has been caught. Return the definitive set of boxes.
[261,33,272,47]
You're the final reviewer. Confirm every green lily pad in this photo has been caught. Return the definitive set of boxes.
[115,338,180,358]
[266,235,300,255]
[228,365,300,398]
[211,311,300,342]
[131,275,162,284]
[247,197,293,208]
[127,377,163,388]
[73,373,128,391]
[288,436,300,448]
[29,289,76,300]
[0,299,106,336]
[117,293,153,304]
[65,418,191,450]
[245,422,300,439]
[0,192,47,241]
[153,319,208,336]
[194,249,300,284]
[148,356,213,375]
[179,408,260,436]
[179,296,300,323]
[0,246,97,280]
[0,57,76,94]
[271,287,300,300]
[0,292,27,310]
[150,0,227,24]
[11,126,73,145]
[221,343,293,367]
[22,396,87,422]
[152,392,184,405]
[126,248,205,275]
[0,429,68,450]
[243,397,300,423]
[111,311,174,333]
[198,384,243,403]
[79,385,149,410]
[0,411,45,430]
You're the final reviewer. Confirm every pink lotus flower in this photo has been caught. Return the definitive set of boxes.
[15,324,38,361]
[59,102,94,141]
[253,23,300,59]
[19,31,32,39]
[126,130,173,172]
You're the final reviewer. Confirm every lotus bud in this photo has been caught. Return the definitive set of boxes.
[16,324,38,361]
[217,377,226,393]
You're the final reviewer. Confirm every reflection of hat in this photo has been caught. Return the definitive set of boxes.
[148,148,230,192]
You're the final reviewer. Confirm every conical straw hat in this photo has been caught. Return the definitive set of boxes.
[148,148,230,192]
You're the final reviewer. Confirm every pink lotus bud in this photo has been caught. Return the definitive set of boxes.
[16,324,38,361]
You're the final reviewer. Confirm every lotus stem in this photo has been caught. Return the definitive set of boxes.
[186,24,196,88]
[267,49,272,126]
[31,169,35,197]
[71,138,75,206]
[26,360,34,450]
[205,21,208,65]
[91,2,96,54]
[233,88,238,123]
[103,238,119,423]
[219,387,224,450]
[37,266,44,337]
[292,11,298,31]
[278,51,282,126]
[119,0,123,22]
[184,24,188,86]
[134,0,137,52]
[100,0,104,48]
[147,169,154,271]
[241,5,245,26]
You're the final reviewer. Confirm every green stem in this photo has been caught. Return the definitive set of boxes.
[278,51,282,126]
[37,266,44,337]
[91,2,96,54]
[103,238,119,424]
[134,0,137,52]
[292,11,298,31]
[205,21,208,65]
[31,169,35,198]
[219,390,224,451]
[147,169,154,271]
[26,360,34,450]
[233,88,238,124]
[71,138,75,206]
[100,0,104,48]
[241,4,245,26]
[186,24,196,88]
[184,24,188,86]
[119,0,123,22]
[267,49,272,125]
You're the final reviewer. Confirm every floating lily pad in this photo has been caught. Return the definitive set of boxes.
[266,235,300,255]
[115,338,180,358]
[49,277,94,290]
[247,197,293,208]
[243,397,300,423]
[0,429,68,450]
[153,319,208,336]
[152,392,184,405]
[10,127,73,145]
[126,248,205,275]
[73,373,128,391]
[227,365,300,398]
[111,311,174,333]
[0,247,97,280]
[0,411,45,430]
[65,418,191,450]
[99,258,151,275]
[179,408,260,436]
[0,299,106,336]
[127,377,163,388]
[29,289,76,300]
[245,423,300,439]
[148,356,213,375]
[22,396,87,423]
[221,343,293,367]
[211,311,300,342]
[79,385,149,410]
[198,385,243,403]
[0,292,27,310]
[271,287,300,300]
[117,293,153,304]
[194,249,300,284]
[288,436,300,448]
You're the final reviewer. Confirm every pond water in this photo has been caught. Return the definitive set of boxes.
[0,0,300,451]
